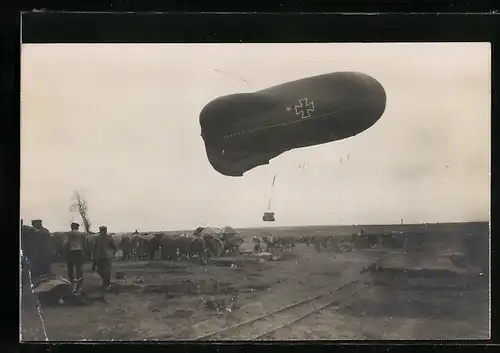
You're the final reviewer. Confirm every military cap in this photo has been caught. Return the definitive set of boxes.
[99,225,108,231]
[32,219,42,223]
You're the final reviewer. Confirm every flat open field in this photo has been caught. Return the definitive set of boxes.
[20,222,490,341]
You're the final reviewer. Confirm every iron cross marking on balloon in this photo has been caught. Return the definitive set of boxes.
[294,98,315,119]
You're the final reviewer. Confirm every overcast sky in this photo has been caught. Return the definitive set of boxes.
[20,43,491,232]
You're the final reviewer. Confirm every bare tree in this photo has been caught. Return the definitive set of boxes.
[69,191,92,233]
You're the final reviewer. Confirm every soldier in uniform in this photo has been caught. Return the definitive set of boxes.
[253,236,262,253]
[93,226,117,291]
[120,236,131,260]
[31,219,53,278]
[64,222,86,292]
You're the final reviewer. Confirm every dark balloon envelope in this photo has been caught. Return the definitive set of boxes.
[200,71,387,177]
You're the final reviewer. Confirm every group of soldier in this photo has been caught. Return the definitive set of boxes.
[21,219,117,293]
[21,222,251,295]
[65,222,117,292]
[21,219,438,296]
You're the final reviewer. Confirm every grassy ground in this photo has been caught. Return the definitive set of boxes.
[21,222,490,341]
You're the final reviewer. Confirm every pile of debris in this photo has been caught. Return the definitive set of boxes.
[202,295,240,313]
[29,273,107,307]
[209,254,273,268]
[368,250,487,290]
[251,251,283,261]
[32,278,74,306]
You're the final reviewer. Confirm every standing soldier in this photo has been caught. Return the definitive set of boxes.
[120,236,131,261]
[63,222,85,292]
[93,226,117,291]
[31,219,53,278]
[253,236,262,253]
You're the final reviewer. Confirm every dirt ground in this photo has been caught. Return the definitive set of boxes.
[20,233,489,341]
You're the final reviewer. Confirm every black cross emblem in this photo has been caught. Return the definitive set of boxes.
[294,98,315,119]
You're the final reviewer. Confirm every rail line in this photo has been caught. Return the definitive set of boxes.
[193,274,372,341]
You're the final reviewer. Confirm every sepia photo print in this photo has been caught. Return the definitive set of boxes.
[20,43,490,341]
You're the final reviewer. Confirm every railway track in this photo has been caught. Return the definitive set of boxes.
[193,275,372,341]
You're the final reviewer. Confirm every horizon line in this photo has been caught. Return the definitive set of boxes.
[65,220,490,235]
